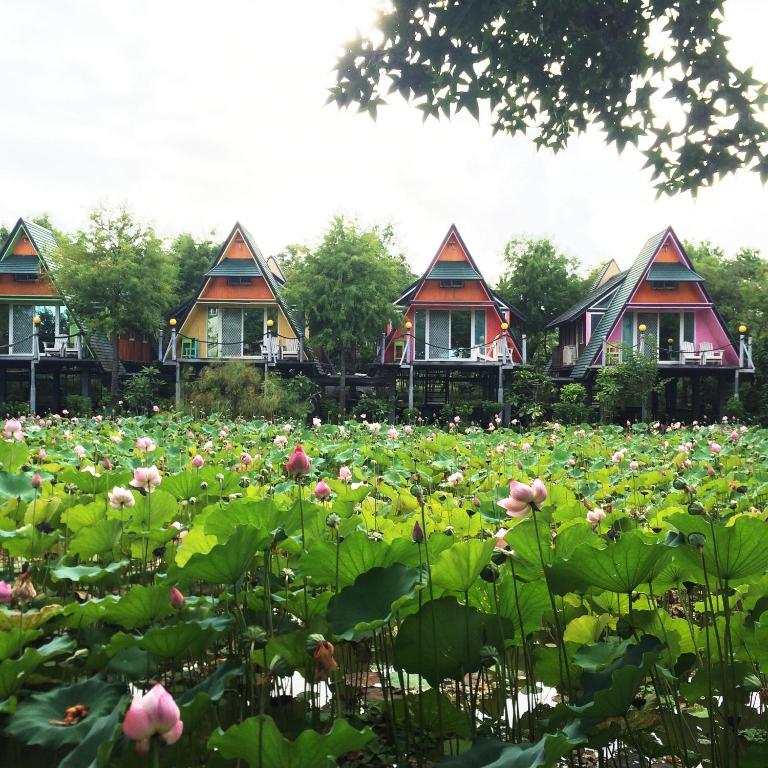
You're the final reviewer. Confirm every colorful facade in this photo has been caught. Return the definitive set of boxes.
[169,223,304,362]
[383,225,525,365]
[548,227,742,378]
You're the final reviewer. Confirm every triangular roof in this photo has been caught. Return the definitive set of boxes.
[394,224,525,321]
[174,222,303,341]
[0,219,114,371]
[589,259,621,291]
[570,226,727,379]
[546,268,628,329]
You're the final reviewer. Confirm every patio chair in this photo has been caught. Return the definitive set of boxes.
[477,340,500,362]
[42,336,69,357]
[699,341,723,365]
[282,338,299,359]
[680,341,700,365]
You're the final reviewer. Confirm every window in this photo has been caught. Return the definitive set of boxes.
[683,312,695,343]
[652,281,678,290]
[226,276,253,286]
[413,309,489,360]
[207,307,220,358]
[14,273,39,283]
[439,279,464,289]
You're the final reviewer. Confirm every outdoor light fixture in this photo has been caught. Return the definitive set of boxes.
[266,319,274,328]
[32,315,41,325]
[405,321,412,330]
[739,324,747,334]
[638,324,647,332]
[169,318,177,327]
[501,322,509,331]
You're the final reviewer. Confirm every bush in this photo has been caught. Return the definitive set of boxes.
[353,393,390,422]
[122,366,166,414]
[2,400,30,418]
[594,346,662,422]
[552,383,595,424]
[63,394,93,416]
[186,361,311,420]
[439,401,473,425]
[504,369,555,424]
[725,395,746,421]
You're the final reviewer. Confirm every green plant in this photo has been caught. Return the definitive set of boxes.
[122,366,165,414]
[552,383,594,425]
[594,346,663,421]
[187,361,310,420]
[353,393,390,422]
[504,368,555,424]
[63,394,93,417]
[725,395,747,421]
[2,400,31,417]
[439,401,473,425]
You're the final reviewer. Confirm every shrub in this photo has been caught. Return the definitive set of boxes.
[186,361,310,420]
[594,346,663,421]
[122,366,165,414]
[725,395,746,421]
[504,369,555,424]
[552,383,595,425]
[63,394,93,416]
[353,393,390,422]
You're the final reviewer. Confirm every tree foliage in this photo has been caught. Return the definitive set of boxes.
[283,216,414,410]
[595,346,663,420]
[171,233,218,307]
[494,238,587,362]
[56,207,177,393]
[332,1,768,194]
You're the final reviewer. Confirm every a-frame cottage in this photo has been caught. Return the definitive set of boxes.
[548,226,754,418]
[167,223,306,365]
[0,218,123,412]
[379,225,526,411]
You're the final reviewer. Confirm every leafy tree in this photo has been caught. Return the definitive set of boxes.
[284,216,414,412]
[56,207,177,395]
[494,238,587,363]
[0,224,8,244]
[170,233,218,306]
[332,2,768,194]
[595,346,662,421]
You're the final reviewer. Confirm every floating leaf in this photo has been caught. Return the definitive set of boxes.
[180,525,270,584]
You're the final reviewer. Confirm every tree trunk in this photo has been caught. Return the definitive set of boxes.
[339,350,347,415]
[111,332,120,396]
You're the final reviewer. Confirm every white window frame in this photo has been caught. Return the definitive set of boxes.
[422,309,483,361]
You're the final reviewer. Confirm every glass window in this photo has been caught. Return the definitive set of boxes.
[414,310,426,360]
[429,310,450,360]
[450,311,472,359]
[0,306,9,355]
[207,307,220,358]
[659,313,679,361]
[473,310,486,349]
[621,313,634,348]
[243,308,262,356]
[13,305,35,354]
[35,305,57,346]
[265,305,279,332]
[59,306,70,339]
[221,308,241,356]
[683,312,695,343]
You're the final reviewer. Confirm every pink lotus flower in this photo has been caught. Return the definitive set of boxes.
[108,486,135,510]
[191,454,204,469]
[273,434,288,449]
[387,428,399,439]
[498,479,547,518]
[0,581,11,604]
[338,466,352,483]
[135,436,156,452]
[313,480,331,500]
[497,495,530,518]
[123,683,183,753]
[37,448,47,460]
[710,441,722,454]
[130,466,162,493]
[521,442,531,452]
[152,405,160,413]
[629,461,639,471]
[586,508,606,524]
[412,520,424,543]
[169,586,185,609]
[4,418,21,434]
[286,444,311,477]
[404,425,413,434]
[74,445,86,459]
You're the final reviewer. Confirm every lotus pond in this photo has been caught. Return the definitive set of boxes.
[1,414,768,767]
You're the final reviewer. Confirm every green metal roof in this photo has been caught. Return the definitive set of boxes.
[0,256,41,274]
[206,258,261,277]
[646,263,704,282]
[427,262,481,280]
[546,270,628,329]
[22,220,59,266]
[571,229,669,379]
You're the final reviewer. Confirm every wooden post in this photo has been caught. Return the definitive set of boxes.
[639,331,646,357]
[170,326,180,409]
[497,363,504,404]
[29,320,40,414]
[521,334,527,366]
[158,329,165,362]
[602,336,607,366]
[380,333,386,364]
[408,364,414,410]
[299,336,305,363]
[76,331,84,360]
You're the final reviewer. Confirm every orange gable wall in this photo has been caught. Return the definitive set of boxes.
[413,280,492,303]
[439,239,470,262]
[221,234,253,260]
[12,236,37,257]
[654,242,684,264]
[0,273,58,297]
[632,280,706,304]
[200,276,275,301]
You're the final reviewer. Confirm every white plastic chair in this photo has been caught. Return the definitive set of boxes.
[699,341,723,365]
[282,338,299,359]
[680,341,699,365]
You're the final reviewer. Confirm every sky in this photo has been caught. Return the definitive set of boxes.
[1,0,767,281]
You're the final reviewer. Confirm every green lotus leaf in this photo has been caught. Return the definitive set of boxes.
[431,539,495,594]
[327,563,421,640]
[57,466,132,494]
[68,518,123,559]
[0,628,41,662]
[5,676,126,750]
[394,597,510,686]
[558,530,670,593]
[669,513,768,581]
[208,714,374,768]
[104,583,175,630]
[50,559,129,583]
[0,441,30,472]
[0,603,64,630]
[496,579,551,642]
[60,500,106,532]
[0,636,74,699]
[139,617,229,658]
[178,658,243,730]
[204,497,284,540]
[180,525,270,584]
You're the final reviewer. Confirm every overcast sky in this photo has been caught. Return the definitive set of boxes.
[1,0,767,280]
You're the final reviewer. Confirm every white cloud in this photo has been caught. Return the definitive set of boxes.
[0,0,766,282]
